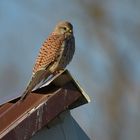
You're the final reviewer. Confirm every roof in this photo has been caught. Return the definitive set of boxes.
[0,70,90,140]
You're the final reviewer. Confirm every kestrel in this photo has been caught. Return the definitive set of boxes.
[20,21,75,100]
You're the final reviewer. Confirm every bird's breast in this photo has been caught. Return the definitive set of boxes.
[57,36,75,69]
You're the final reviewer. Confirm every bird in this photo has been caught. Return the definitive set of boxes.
[20,21,75,100]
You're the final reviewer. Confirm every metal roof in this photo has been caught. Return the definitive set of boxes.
[0,70,90,140]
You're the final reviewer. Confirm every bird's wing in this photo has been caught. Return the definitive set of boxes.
[33,34,65,74]
[20,34,65,100]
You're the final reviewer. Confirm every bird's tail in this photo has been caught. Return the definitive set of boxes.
[20,69,51,101]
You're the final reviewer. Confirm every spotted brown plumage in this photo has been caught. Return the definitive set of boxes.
[20,21,75,100]
[33,35,65,74]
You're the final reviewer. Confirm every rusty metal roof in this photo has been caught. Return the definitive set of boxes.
[0,70,90,140]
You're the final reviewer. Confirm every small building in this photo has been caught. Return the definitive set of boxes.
[0,70,90,140]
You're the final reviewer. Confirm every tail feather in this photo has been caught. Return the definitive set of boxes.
[20,69,51,101]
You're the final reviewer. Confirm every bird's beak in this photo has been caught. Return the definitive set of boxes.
[69,30,72,33]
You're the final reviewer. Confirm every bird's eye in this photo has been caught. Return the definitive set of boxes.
[62,27,67,30]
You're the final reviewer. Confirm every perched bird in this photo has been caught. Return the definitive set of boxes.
[20,21,75,100]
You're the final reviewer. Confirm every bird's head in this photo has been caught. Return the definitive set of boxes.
[53,21,73,36]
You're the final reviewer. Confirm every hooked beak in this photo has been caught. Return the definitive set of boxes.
[69,29,73,33]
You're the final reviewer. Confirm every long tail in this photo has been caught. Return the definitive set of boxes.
[20,69,51,101]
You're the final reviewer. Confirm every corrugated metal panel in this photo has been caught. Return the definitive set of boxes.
[32,111,90,140]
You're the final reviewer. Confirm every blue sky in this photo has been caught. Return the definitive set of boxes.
[0,1,140,140]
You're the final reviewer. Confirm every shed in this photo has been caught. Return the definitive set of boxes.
[0,70,90,140]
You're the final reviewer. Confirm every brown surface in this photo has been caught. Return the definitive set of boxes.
[0,82,82,140]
